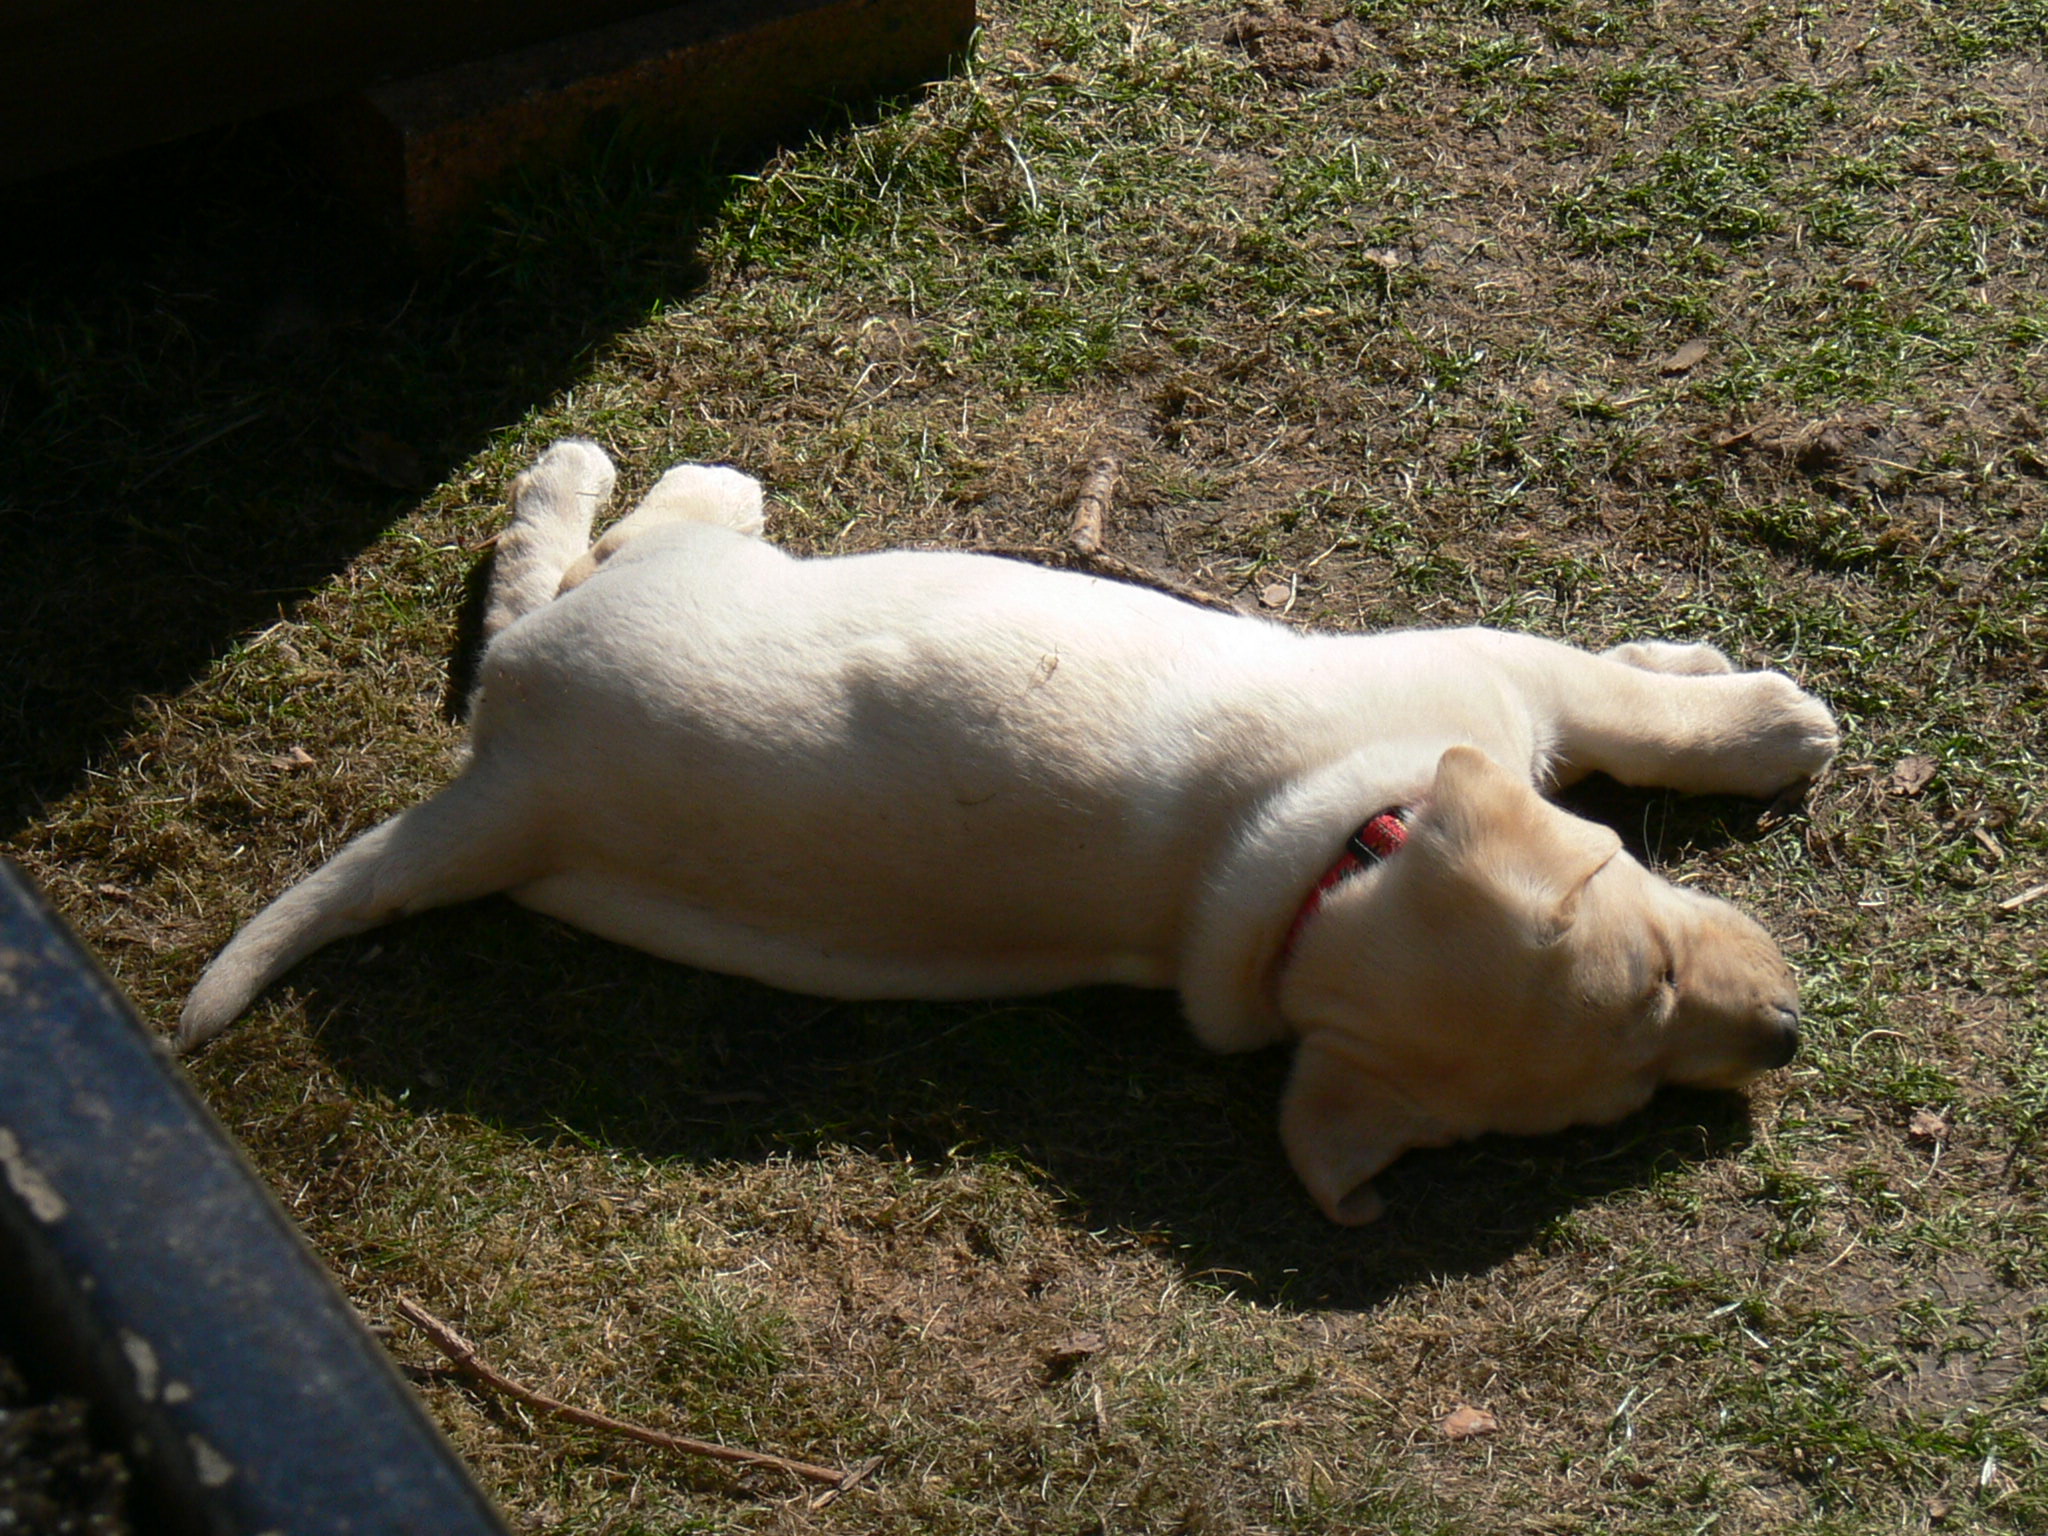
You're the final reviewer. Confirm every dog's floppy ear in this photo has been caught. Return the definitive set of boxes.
[1421,745,1621,944]
[1280,1033,1456,1224]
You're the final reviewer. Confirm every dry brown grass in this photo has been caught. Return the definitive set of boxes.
[5,0,2045,1530]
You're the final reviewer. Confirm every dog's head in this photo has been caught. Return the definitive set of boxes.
[1277,745,1802,1224]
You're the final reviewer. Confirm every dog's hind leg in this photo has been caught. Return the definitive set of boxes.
[481,439,618,643]
[556,463,765,594]
[1603,640,1736,676]
[177,764,538,1050]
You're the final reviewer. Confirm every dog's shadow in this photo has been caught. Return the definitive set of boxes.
[294,777,1771,1311]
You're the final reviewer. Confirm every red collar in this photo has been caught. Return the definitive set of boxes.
[1279,809,1410,964]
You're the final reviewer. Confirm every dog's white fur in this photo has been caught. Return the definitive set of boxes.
[182,440,1839,1223]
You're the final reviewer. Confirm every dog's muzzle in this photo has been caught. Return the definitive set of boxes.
[1761,1004,1801,1069]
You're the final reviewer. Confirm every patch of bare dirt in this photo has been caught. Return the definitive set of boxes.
[1831,1257,2039,1417]
[1221,4,1363,83]
[1721,409,1935,493]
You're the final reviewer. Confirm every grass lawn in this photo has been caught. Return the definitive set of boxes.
[4,0,2045,1530]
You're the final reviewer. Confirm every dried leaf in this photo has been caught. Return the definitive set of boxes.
[1044,1331,1104,1360]
[1655,337,1712,375]
[1908,1109,1950,1143]
[1888,755,1937,796]
[1040,1332,1105,1383]
[1440,1405,1498,1440]
[271,746,316,772]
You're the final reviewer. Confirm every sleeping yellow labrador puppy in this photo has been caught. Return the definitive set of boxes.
[181,440,1839,1223]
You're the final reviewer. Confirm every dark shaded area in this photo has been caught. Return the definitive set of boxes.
[0,1354,131,1536]
[0,116,735,835]
[1557,769,1798,866]
[1,0,705,178]
[242,872,1757,1313]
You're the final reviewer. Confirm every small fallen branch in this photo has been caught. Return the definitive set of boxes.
[1996,879,2048,912]
[1066,454,1120,555]
[395,1296,877,1495]
[915,451,1242,613]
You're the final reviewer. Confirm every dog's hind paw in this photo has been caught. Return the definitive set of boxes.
[505,440,618,537]
[636,463,766,539]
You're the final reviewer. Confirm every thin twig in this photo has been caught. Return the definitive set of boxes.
[1066,454,1120,555]
[1996,879,2048,912]
[396,1296,871,1492]
[809,1457,884,1512]
[950,543,1241,613]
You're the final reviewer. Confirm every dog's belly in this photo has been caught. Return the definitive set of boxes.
[473,527,1530,999]
[474,528,1314,977]
[509,870,1175,999]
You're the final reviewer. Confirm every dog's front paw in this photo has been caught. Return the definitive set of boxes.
[1606,640,1736,676]
[1730,671,1840,793]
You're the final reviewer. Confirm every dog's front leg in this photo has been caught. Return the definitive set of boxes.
[1480,633,1839,798]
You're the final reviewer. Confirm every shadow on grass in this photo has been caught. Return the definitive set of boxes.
[0,116,765,833]
[1558,772,1794,865]
[282,858,1759,1313]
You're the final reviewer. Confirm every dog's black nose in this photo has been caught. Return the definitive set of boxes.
[1764,1005,1801,1068]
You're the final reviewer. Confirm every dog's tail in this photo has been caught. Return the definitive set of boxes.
[481,438,616,644]
[177,766,535,1051]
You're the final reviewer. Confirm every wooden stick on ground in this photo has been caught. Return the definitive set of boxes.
[915,450,1241,613]
[396,1295,877,1494]
[1066,454,1120,555]
[1997,879,2048,912]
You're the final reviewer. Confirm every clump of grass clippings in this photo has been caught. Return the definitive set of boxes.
[4,0,2045,1532]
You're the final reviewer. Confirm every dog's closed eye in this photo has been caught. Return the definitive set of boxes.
[1637,942,1681,1018]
